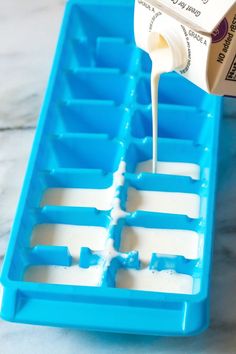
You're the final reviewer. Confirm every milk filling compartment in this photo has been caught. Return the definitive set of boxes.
[41,161,127,215]
[116,268,193,294]
[127,189,200,219]
[121,227,200,262]
[25,264,102,287]
[26,159,200,293]
[31,224,108,259]
[136,160,200,180]
[26,162,129,287]
[41,187,114,210]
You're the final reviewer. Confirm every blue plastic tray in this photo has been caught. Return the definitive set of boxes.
[0,0,222,335]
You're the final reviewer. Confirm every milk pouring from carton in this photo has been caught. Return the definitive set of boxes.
[134,0,236,96]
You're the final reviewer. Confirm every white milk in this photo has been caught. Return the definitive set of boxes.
[25,264,101,287]
[97,239,122,287]
[148,33,178,173]
[127,188,200,218]
[109,161,129,225]
[110,197,128,225]
[28,224,107,286]
[136,159,200,180]
[41,162,127,223]
[121,227,199,263]
[117,268,193,294]
[31,224,107,259]
[151,69,159,174]
[41,187,113,210]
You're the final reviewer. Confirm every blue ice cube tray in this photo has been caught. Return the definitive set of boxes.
[0,0,222,336]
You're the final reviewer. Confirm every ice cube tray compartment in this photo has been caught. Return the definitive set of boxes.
[54,101,130,138]
[66,37,136,72]
[0,0,222,336]
[131,105,208,141]
[62,69,135,104]
[42,134,124,171]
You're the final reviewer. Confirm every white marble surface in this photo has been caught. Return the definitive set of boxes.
[1,1,236,353]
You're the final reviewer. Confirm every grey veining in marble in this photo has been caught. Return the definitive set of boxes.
[1,1,236,353]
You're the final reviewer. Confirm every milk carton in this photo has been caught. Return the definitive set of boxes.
[134,0,236,96]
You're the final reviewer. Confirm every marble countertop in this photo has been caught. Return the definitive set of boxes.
[1,1,236,353]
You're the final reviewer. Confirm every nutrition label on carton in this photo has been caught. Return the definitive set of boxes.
[226,55,236,82]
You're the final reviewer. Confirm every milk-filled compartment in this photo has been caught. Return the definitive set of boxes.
[113,212,200,261]
[24,246,103,287]
[125,138,201,180]
[62,69,134,105]
[136,74,207,108]
[30,207,109,260]
[118,215,201,296]
[125,173,201,219]
[41,188,114,210]
[39,135,123,208]
[31,224,107,259]
[127,188,200,219]
[40,168,114,210]
[22,207,109,287]
[121,227,199,263]
[116,268,194,294]
[25,264,102,287]
[116,253,200,294]
[27,227,106,286]
[53,101,130,139]
[103,220,199,294]
[23,166,113,210]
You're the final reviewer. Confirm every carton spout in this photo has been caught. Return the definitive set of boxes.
[134,0,236,97]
